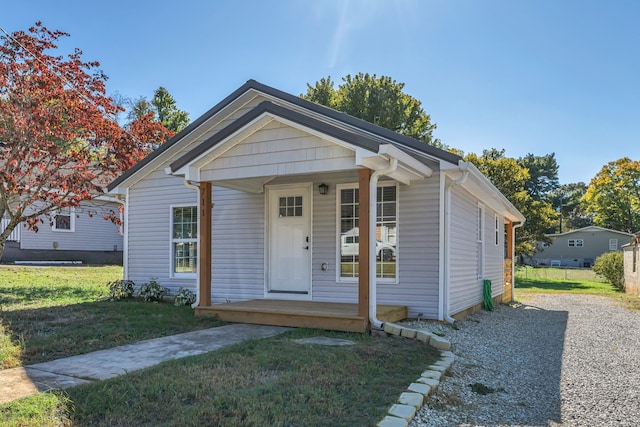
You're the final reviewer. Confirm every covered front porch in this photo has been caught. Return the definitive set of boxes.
[195,300,408,333]
[167,102,434,333]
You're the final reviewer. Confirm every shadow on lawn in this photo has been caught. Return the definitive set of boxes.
[515,277,620,293]
[0,298,223,367]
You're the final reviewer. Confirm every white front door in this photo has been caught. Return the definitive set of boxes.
[267,184,312,297]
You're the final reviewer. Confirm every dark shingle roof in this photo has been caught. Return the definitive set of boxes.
[108,79,461,191]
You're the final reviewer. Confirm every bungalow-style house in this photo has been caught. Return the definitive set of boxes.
[1,198,124,264]
[622,233,640,295]
[531,226,633,268]
[107,80,525,332]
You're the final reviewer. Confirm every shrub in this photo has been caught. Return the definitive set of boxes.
[106,279,135,300]
[173,287,196,306]
[593,251,625,291]
[138,278,170,302]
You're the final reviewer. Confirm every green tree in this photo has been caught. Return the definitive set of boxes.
[517,153,559,202]
[151,87,190,133]
[465,149,558,258]
[582,157,640,232]
[301,73,443,148]
[126,87,190,134]
[549,182,592,232]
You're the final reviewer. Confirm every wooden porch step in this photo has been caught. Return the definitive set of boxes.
[195,300,407,334]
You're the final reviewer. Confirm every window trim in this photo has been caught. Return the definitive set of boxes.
[568,239,584,247]
[52,207,75,233]
[335,181,399,284]
[609,239,618,251]
[494,214,500,246]
[170,204,198,279]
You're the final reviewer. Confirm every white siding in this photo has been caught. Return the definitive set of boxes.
[301,172,441,319]
[20,201,123,251]
[449,186,481,314]
[484,209,505,298]
[210,187,265,302]
[379,174,441,319]
[200,121,355,181]
[448,185,505,314]
[127,173,198,291]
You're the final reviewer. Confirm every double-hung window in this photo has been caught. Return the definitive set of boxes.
[171,206,197,276]
[338,182,397,281]
[53,207,74,232]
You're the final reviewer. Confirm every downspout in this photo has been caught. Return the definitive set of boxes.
[183,180,201,309]
[443,161,470,324]
[369,158,398,329]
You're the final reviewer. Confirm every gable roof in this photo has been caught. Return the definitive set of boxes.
[547,225,634,238]
[107,79,462,192]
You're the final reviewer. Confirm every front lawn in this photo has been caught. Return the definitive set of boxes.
[0,265,222,368]
[0,266,440,426]
[515,266,640,310]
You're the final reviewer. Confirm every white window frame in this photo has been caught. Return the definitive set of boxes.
[494,214,500,246]
[52,207,75,233]
[609,239,618,251]
[568,239,584,247]
[170,204,198,278]
[336,181,398,284]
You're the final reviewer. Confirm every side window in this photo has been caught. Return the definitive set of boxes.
[172,206,197,275]
[53,207,74,232]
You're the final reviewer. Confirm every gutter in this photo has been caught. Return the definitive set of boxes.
[442,161,471,324]
[369,158,398,329]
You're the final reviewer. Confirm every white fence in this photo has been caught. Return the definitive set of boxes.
[0,217,21,242]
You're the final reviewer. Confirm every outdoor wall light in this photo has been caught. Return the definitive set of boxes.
[318,183,329,195]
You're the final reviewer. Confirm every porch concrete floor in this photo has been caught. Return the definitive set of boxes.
[195,300,408,333]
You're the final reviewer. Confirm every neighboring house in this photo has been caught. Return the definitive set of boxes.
[107,80,525,332]
[531,226,633,268]
[1,198,124,264]
[622,233,640,295]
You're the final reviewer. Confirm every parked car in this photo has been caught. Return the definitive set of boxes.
[341,234,396,261]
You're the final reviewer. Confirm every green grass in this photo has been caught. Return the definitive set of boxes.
[0,391,72,427]
[1,329,439,427]
[0,265,441,426]
[515,266,640,310]
[515,266,616,295]
[0,266,223,368]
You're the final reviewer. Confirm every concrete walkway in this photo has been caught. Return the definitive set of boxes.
[0,323,290,404]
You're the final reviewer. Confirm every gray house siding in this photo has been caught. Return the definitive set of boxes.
[112,81,525,325]
[126,172,198,291]
[483,206,506,298]
[533,227,632,267]
[379,174,441,319]
[20,201,123,252]
[210,186,265,302]
[449,185,481,314]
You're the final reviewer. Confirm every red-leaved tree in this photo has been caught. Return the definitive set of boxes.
[0,22,173,259]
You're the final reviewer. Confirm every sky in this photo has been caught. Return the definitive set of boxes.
[3,0,639,185]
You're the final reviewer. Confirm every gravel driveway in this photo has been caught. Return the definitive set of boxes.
[407,294,640,427]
